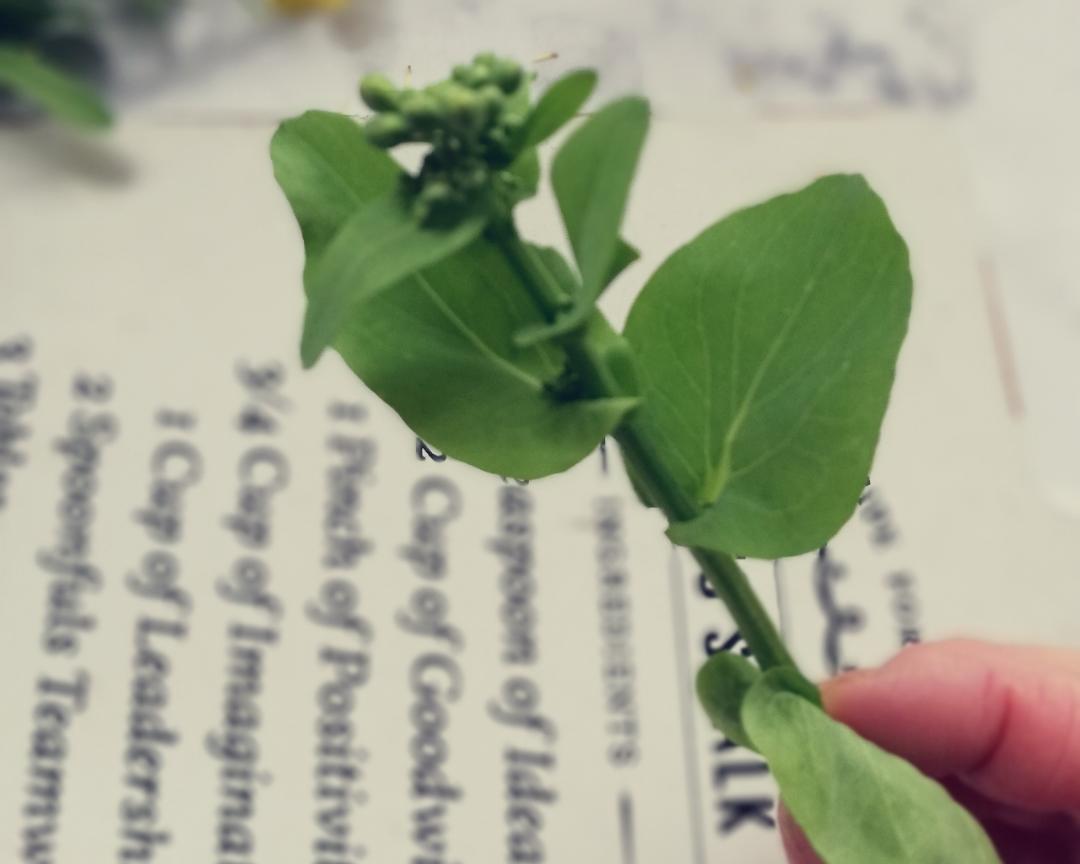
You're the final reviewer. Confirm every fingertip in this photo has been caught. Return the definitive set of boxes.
[818,665,874,714]
[819,639,1080,812]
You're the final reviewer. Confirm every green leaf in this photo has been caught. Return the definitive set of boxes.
[624,459,656,509]
[695,651,760,749]
[552,96,650,303]
[0,46,110,130]
[518,100,649,348]
[300,194,486,367]
[625,175,912,558]
[528,243,579,295]
[742,670,1001,864]
[587,314,639,398]
[526,239,638,299]
[764,664,822,708]
[513,245,639,397]
[271,110,402,261]
[506,147,540,203]
[333,238,637,479]
[519,69,597,147]
[273,111,633,476]
[512,237,642,349]
[509,243,582,349]
[604,238,640,290]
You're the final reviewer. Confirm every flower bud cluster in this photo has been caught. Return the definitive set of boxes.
[359,53,528,224]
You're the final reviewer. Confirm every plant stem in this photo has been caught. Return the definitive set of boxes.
[490,222,798,673]
[614,421,797,671]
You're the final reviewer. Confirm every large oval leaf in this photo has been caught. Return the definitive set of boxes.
[271,110,634,478]
[274,111,484,369]
[742,671,1001,863]
[333,240,636,479]
[624,175,911,558]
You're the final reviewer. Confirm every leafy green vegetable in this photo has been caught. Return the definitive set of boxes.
[300,194,486,367]
[742,670,1001,863]
[0,46,110,129]
[519,69,597,147]
[625,175,911,558]
[696,651,761,749]
[552,96,650,303]
[333,237,636,478]
[271,57,982,864]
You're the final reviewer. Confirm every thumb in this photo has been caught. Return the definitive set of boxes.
[822,639,1080,814]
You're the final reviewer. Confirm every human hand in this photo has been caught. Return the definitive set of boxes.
[780,640,1080,863]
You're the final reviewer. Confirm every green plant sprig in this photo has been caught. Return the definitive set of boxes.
[270,55,1002,863]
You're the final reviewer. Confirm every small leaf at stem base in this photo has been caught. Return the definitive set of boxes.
[696,651,761,750]
[742,670,1001,864]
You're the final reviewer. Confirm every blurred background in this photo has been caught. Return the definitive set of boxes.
[2,2,1079,863]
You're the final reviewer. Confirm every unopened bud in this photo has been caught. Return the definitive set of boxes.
[502,113,525,135]
[364,112,410,147]
[461,166,488,190]
[414,181,459,223]
[451,60,491,89]
[420,181,454,205]
[477,84,505,116]
[491,58,523,94]
[441,83,484,132]
[359,74,399,111]
[401,91,441,127]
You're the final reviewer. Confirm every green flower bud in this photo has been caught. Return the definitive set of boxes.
[359,73,399,111]
[420,180,454,205]
[475,84,504,120]
[486,126,510,149]
[364,112,410,148]
[474,52,497,68]
[468,65,494,88]
[491,58,523,93]
[451,60,491,89]
[413,180,461,224]
[461,165,488,190]
[502,112,525,135]
[439,82,485,133]
[401,90,441,127]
